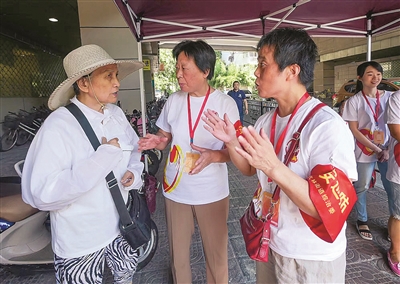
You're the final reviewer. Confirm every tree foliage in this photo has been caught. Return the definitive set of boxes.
[154,49,179,96]
[154,48,257,96]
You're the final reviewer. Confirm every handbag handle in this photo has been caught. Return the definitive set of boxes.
[269,103,326,204]
[65,103,133,228]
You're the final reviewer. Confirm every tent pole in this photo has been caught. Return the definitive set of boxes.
[137,38,148,172]
[366,16,372,61]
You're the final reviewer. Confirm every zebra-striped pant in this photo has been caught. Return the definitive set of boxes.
[54,234,138,284]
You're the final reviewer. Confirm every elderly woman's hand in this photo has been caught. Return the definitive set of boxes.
[138,133,168,151]
[202,109,237,144]
[236,126,283,178]
[188,144,216,175]
[121,170,134,187]
[102,137,120,148]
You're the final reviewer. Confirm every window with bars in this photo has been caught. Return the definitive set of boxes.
[0,34,65,98]
[381,60,400,79]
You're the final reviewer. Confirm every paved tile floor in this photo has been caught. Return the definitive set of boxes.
[1,142,399,283]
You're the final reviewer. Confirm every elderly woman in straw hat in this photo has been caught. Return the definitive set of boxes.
[22,44,144,283]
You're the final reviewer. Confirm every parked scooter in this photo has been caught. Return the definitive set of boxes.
[0,161,158,272]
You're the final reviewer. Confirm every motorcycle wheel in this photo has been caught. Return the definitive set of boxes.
[16,130,31,146]
[137,219,158,271]
[0,129,18,152]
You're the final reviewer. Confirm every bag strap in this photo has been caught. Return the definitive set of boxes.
[65,103,133,228]
[270,102,326,203]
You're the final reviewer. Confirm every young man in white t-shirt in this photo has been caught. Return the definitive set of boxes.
[203,28,357,284]
[385,90,400,277]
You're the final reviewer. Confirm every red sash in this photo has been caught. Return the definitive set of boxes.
[301,164,357,243]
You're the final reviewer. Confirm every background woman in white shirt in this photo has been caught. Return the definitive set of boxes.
[342,61,392,241]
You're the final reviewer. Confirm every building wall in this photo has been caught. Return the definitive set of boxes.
[313,29,400,94]
[334,56,400,91]
[317,29,400,62]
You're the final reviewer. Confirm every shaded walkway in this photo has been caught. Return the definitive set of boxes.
[0,143,399,283]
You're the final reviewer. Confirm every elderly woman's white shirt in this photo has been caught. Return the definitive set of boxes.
[22,97,143,258]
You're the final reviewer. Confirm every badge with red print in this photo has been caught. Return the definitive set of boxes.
[356,129,374,156]
[233,120,243,137]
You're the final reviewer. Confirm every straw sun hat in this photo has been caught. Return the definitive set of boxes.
[48,44,144,110]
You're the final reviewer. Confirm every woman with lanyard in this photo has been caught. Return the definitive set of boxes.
[138,40,240,283]
[203,28,357,283]
[342,61,392,241]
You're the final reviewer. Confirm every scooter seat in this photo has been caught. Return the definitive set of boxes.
[0,194,39,223]
[0,176,39,222]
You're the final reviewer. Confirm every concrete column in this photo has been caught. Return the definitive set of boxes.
[77,0,142,113]
[313,61,335,95]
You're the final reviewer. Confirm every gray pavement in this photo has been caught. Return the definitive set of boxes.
[1,141,399,283]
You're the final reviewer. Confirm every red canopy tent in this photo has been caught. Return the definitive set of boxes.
[113,0,400,137]
[114,0,400,41]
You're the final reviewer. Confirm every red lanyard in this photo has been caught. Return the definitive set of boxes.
[187,86,211,144]
[270,92,310,154]
[362,90,380,126]
[268,92,310,182]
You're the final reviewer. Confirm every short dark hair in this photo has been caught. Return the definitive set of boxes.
[257,28,318,88]
[355,61,383,93]
[72,82,80,95]
[172,40,216,80]
[232,80,240,87]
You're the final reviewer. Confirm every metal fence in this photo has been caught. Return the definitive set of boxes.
[0,34,65,98]
[244,99,278,125]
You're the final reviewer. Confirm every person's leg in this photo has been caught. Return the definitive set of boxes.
[194,197,229,284]
[388,181,400,276]
[54,249,106,284]
[256,249,278,284]
[259,250,346,283]
[353,162,375,239]
[377,161,393,215]
[104,235,138,284]
[239,111,244,125]
[354,162,375,221]
[165,198,195,284]
[377,161,394,241]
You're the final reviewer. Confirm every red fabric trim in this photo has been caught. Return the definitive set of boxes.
[301,164,357,243]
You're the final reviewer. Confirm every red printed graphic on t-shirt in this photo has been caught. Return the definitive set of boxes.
[356,128,374,156]
[395,143,400,167]
[163,144,184,193]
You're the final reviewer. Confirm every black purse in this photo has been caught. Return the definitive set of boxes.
[66,103,152,250]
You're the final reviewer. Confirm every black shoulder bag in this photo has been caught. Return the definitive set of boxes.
[66,103,151,250]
